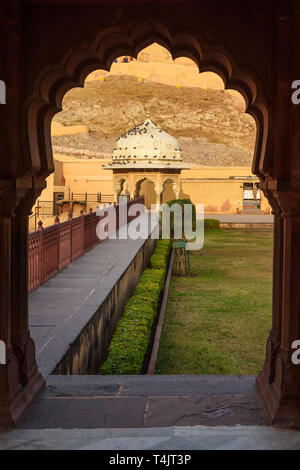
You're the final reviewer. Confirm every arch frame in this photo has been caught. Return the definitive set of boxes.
[7,3,300,429]
[134,176,156,198]
[23,15,271,185]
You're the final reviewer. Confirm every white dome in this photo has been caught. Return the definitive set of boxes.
[104,118,189,170]
[113,119,181,162]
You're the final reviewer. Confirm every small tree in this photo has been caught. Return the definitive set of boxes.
[165,198,197,240]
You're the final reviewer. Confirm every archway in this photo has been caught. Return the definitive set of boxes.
[42,41,266,384]
[25,16,270,184]
[29,30,271,418]
[135,178,156,209]
[162,178,178,204]
[4,3,299,428]
[115,178,128,202]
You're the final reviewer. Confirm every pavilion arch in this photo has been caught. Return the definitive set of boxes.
[134,177,157,209]
[135,176,156,191]
[162,178,179,203]
[114,178,128,202]
[135,177,153,196]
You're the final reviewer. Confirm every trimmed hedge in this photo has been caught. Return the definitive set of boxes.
[164,198,197,239]
[100,239,171,375]
[150,239,171,270]
[204,218,220,230]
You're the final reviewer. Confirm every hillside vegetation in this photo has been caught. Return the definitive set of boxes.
[53,67,256,166]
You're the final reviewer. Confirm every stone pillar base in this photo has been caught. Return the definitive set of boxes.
[12,330,40,388]
[257,353,300,428]
[256,372,300,427]
[0,353,45,428]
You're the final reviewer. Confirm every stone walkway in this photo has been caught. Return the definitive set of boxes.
[29,212,157,377]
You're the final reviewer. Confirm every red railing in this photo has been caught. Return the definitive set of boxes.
[28,197,144,293]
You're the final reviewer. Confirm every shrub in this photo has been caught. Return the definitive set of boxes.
[150,239,171,270]
[204,218,220,230]
[162,198,197,239]
[100,239,171,375]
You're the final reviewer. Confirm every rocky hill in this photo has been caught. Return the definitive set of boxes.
[52,61,256,167]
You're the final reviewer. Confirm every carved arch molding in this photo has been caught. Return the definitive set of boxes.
[20,5,274,200]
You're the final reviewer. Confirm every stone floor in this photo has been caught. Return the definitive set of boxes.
[2,375,300,450]
[1,425,300,450]
[16,375,267,429]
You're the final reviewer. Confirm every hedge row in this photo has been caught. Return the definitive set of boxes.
[204,218,220,230]
[150,239,171,270]
[100,239,171,375]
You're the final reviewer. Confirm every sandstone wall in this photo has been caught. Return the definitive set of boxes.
[34,157,270,217]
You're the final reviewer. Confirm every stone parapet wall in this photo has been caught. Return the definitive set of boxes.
[52,231,156,375]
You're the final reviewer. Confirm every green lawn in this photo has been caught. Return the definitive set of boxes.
[155,229,273,375]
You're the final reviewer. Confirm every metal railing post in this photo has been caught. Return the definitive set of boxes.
[68,211,73,261]
[37,220,44,285]
[80,210,84,255]
[55,215,60,271]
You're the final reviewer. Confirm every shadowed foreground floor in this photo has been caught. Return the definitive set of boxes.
[1,425,300,450]
[11,375,268,430]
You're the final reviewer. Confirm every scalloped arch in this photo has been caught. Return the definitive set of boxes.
[163,177,178,189]
[135,176,156,188]
[116,177,127,186]
[25,16,271,180]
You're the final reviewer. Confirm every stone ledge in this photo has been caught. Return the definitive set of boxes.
[18,375,268,429]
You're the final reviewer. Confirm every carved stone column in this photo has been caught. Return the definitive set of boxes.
[0,179,24,427]
[0,210,23,426]
[257,189,284,387]
[173,182,180,200]
[154,186,162,211]
[11,178,45,394]
[257,184,300,425]
[0,178,45,428]
[114,190,119,204]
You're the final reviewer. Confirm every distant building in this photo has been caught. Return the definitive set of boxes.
[104,118,189,208]
[31,121,271,230]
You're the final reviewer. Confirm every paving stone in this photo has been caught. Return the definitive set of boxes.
[19,397,147,429]
[2,425,300,450]
[43,375,257,397]
[46,278,102,287]
[29,316,71,326]
[42,383,120,398]
[32,286,88,294]
[120,375,257,397]
[144,395,268,427]
[79,436,171,450]
[30,326,54,338]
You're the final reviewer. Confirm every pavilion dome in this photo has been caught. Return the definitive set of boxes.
[105,118,189,169]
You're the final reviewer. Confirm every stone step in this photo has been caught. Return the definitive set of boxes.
[242,209,263,214]
[18,375,268,429]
